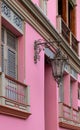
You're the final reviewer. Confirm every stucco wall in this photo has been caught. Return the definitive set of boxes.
[45,64,58,130]
[0,22,45,130]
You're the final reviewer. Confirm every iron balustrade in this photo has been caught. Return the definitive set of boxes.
[59,102,80,127]
[61,19,70,44]
[57,16,78,54]
[5,76,26,104]
[0,72,30,116]
[71,33,78,54]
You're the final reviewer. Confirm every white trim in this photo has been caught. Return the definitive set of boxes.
[1,27,17,79]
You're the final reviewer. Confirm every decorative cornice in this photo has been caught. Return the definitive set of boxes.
[1,1,23,34]
[3,0,80,72]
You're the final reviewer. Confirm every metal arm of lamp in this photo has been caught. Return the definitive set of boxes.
[34,39,68,86]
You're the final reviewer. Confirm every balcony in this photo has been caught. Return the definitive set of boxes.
[57,16,78,54]
[0,72,31,119]
[59,102,80,130]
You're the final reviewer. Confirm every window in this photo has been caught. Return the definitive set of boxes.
[39,0,47,14]
[0,27,30,119]
[58,0,76,35]
[58,0,62,16]
[0,2,30,119]
[1,27,17,79]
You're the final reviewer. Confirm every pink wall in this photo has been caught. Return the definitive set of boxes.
[59,128,71,130]
[72,81,78,109]
[78,74,80,82]
[18,36,25,82]
[64,74,70,105]
[25,23,45,130]
[47,0,57,27]
[78,74,80,107]
[64,74,78,109]
[78,100,80,106]
[32,0,39,5]
[45,64,58,130]
[1,1,80,130]
[0,23,45,130]
[32,0,57,28]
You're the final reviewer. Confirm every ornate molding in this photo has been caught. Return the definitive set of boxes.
[1,1,23,34]
[4,0,80,72]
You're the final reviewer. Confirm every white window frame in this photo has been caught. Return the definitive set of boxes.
[1,27,17,79]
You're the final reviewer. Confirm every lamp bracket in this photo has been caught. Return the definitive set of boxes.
[34,39,61,64]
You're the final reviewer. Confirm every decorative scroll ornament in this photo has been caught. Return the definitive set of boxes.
[1,2,23,33]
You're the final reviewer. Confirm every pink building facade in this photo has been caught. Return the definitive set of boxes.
[0,0,80,130]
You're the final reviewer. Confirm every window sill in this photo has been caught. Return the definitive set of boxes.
[0,105,31,119]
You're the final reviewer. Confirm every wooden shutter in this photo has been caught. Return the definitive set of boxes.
[1,45,4,72]
[7,32,17,79]
[1,28,4,43]
[7,49,16,79]
[7,33,16,50]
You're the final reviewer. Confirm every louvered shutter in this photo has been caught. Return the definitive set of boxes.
[1,45,4,72]
[1,28,4,43]
[7,33,16,50]
[7,49,16,79]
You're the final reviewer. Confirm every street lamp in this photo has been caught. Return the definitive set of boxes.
[34,39,68,86]
[51,48,68,86]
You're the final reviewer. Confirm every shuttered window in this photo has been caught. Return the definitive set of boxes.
[58,0,76,35]
[1,28,4,43]
[1,28,17,79]
[7,32,17,79]
[1,45,4,72]
[7,33,16,50]
[8,49,16,79]
[1,28,4,72]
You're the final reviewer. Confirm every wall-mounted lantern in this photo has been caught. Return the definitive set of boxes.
[34,39,68,86]
[51,48,68,86]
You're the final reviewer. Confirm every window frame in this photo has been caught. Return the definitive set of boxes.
[1,27,18,79]
[57,0,76,35]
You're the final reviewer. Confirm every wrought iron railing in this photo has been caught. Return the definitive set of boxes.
[5,75,26,105]
[59,102,80,128]
[61,19,70,43]
[57,16,78,54]
[71,33,78,54]
[0,72,30,118]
